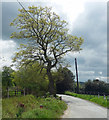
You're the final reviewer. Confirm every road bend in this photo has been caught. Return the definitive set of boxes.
[58,94,107,118]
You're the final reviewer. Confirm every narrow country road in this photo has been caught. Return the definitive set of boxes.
[58,94,107,118]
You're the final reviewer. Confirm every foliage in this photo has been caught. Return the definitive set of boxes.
[2,95,67,118]
[65,91,107,108]
[2,66,14,98]
[0,70,1,81]
[16,106,24,118]
[9,91,21,97]
[10,6,83,95]
[84,79,109,95]
[12,62,49,96]
[53,67,75,93]
[2,66,14,87]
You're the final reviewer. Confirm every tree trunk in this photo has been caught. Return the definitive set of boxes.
[47,68,56,96]
[24,88,25,96]
[7,87,9,98]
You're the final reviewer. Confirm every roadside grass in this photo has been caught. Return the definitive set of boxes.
[65,91,108,108]
[0,99,2,119]
[2,95,67,118]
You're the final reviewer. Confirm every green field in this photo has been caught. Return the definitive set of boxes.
[65,91,108,108]
[2,95,67,118]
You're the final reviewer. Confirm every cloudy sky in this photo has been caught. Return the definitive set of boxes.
[0,0,108,82]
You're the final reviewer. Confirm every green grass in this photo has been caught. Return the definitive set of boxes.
[0,99,2,119]
[2,95,67,118]
[65,91,108,108]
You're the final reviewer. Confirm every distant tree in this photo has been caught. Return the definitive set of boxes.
[53,67,75,93]
[10,6,83,96]
[84,79,92,93]
[13,62,49,96]
[79,82,85,93]
[93,79,108,94]
[84,79,108,95]
[2,66,14,98]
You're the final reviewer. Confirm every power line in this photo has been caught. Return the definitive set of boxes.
[17,0,37,23]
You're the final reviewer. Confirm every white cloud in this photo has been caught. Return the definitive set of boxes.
[66,48,107,67]
[51,0,85,31]
[24,0,86,31]
[100,76,108,82]
[0,40,17,68]
[65,47,107,82]
[79,71,94,75]
[3,0,107,32]
[1,1,107,82]
[98,72,102,75]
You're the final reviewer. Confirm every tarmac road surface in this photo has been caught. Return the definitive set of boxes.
[58,94,107,118]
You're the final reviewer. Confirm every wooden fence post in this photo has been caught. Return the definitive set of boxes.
[24,88,25,96]
[7,87,9,98]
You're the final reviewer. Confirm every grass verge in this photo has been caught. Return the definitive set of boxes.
[2,95,67,118]
[65,91,108,108]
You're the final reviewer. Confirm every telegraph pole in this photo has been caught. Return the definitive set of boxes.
[75,58,79,93]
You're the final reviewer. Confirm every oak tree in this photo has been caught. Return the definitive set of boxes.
[10,6,83,96]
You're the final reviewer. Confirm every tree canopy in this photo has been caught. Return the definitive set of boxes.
[13,62,48,96]
[2,66,14,88]
[84,79,109,95]
[53,67,75,93]
[2,66,14,97]
[10,6,84,95]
